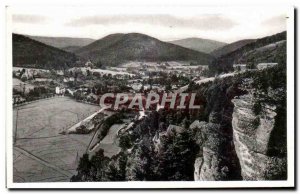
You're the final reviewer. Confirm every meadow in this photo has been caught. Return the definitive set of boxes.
[13,97,101,182]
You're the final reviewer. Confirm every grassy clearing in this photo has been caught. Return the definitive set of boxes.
[13,97,100,182]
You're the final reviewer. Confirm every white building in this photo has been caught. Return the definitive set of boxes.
[233,64,247,72]
[56,70,64,76]
[55,86,65,95]
[129,83,143,91]
[257,63,278,70]
[63,77,75,83]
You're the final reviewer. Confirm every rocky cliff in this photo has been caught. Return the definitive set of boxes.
[192,65,287,181]
[191,121,240,181]
[231,85,287,180]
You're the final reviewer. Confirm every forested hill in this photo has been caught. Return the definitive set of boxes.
[75,33,215,67]
[210,39,255,58]
[13,34,78,69]
[209,31,286,74]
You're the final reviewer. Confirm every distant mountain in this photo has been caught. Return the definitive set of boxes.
[13,34,78,69]
[75,33,215,67]
[169,38,227,53]
[211,39,256,58]
[209,31,286,74]
[26,35,95,49]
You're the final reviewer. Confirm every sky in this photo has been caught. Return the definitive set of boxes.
[10,6,288,43]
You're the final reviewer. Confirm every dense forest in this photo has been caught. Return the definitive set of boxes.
[75,33,215,67]
[13,34,79,69]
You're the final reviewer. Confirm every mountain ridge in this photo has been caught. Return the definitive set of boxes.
[169,38,227,53]
[75,33,215,67]
[210,39,256,58]
[26,35,95,49]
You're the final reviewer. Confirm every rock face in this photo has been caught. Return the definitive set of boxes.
[193,72,286,181]
[192,120,241,181]
[232,93,286,180]
[194,157,203,181]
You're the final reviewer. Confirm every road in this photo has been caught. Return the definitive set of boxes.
[177,72,236,93]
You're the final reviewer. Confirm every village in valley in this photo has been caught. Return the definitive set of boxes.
[13,42,287,184]
[13,59,215,182]
[13,61,204,104]
[12,57,279,182]
[13,60,277,106]
[11,7,287,183]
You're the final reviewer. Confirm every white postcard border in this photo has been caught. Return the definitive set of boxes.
[5,5,295,189]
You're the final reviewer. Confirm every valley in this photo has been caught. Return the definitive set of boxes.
[12,30,288,182]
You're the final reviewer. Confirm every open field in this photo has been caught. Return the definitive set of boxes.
[91,69,134,76]
[69,67,135,76]
[13,97,101,182]
[119,61,191,68]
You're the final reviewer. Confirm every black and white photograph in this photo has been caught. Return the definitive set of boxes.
[4,4,295,189]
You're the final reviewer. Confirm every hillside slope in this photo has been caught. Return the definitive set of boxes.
[27,35,95,49]
[13,34,78,69]
[169,38,227,53]
[61,46,81,53]
[210,39,255,58]
[75,33,215,66]
[209,31,286,74]
[236,40,286,66]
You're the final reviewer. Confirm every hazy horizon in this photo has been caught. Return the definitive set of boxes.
[13,30,286,45]
[10,6,287,43]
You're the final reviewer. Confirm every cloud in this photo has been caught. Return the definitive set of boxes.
[261,14,286,27]
[12,14,48,24]
[65,14,237,31]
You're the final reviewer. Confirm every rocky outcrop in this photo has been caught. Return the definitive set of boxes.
[194,157,203,181]
[192,73,287,181]
[192,120,241,181]
[232,92,287,180]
